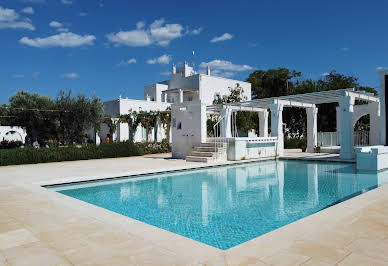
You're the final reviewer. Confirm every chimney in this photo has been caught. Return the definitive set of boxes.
[172,64,176,75]
[207,65,211,76]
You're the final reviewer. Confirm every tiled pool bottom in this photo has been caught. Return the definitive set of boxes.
[48,160,388,250]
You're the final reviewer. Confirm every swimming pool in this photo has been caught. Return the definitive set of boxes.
[49,160,388,250]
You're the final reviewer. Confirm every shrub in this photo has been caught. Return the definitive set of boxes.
[284,137,307,149]
[0,140,23,149]
[0,141,171,166]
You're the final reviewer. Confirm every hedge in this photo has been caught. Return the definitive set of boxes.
[0,141,171,166]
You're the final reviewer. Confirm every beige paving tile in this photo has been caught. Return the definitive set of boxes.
[0,252,8,266]
[0,229,38,251]
[261,250,310,265]
[2,242,70,266]
[300,258,332,266]
[337,252,387,266]
[0,154,388,265]
[286,240,350,264]
[0,221,24,235]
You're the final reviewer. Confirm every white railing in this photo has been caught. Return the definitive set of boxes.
[212,115,227,161]
[317,132,340,147]
[317,131,369,147]
[354,131,369,146]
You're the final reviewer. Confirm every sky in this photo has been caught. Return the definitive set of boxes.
[0,0,387,103]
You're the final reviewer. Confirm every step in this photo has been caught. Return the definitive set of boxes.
[194,146,217,152]
[191,151,214,157]
[185,156,212,163]
[200,142,227,148]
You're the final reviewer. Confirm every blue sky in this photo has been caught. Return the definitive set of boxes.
[0,0,387,103]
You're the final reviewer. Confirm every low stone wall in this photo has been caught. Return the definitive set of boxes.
[226,137,278,161]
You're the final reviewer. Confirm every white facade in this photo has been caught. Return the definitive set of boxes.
[94,62,252,144]
[145,62,251,105]
[97,98,171,143]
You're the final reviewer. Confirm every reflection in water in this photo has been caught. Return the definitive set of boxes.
[56,160,388,250]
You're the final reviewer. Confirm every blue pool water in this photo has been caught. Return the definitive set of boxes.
[49,160,388,250]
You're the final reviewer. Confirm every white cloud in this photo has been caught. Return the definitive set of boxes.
[61,0,73,5]
[199,59,252,78]
[136,21,145,29]
[200,60,252,72]
[147,54,171,65]
[19,32,96,48]
[21,7,34,14]
[340,47,349,52]
[149,19,183,46]
[0,6,35,30]
[11,74,24,78]
[107,18,184,47]
[210,33,233,43]
[61,72,78,79]
[49,21,62,28]
[190,27,202,35]
[79,12,87,17]
[118,58,137,66]
[106,30,151,47]
[322,72,330,76]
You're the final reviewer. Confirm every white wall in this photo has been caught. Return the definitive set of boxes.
[199,74,252,105]
[171,102,207,159]
[379,70,388,145]
[144,83,168,102]
[100,98,171,143]
[168,73,200,91]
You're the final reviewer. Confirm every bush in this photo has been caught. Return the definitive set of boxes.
[284,137,307,149]
[0,141,171,166]
[0,140,23,149]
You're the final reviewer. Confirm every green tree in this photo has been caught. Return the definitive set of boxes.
[212,84,257,134]
[246,68,302,99]
[56,90,104,145]
[8,91,58,145]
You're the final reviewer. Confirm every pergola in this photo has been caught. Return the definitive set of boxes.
[208,89,380,159]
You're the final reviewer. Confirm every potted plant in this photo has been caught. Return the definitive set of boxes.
[298,138,307,152]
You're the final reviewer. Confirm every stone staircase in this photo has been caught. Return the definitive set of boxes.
[186,142,227,162]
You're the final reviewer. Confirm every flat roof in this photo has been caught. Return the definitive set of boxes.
[208,88,379,110]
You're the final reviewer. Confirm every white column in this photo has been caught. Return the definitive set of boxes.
[306,106,318,153]
[379,71,388,145]
[339,95,355,159]
[368,102,380,145]
[336,106,341,144]
[258,110,269,137]
[270,102,284,156]
[179,89,184,103]
[163,92,168,103]
[220,108,232,138]
[95,131,101,145]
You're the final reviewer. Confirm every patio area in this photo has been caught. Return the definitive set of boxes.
[0,153,388,265]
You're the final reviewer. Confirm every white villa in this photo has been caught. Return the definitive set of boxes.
[86,66,388,169]
[94,62,251,143]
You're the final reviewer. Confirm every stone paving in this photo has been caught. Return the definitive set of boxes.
[0,153,387,265]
